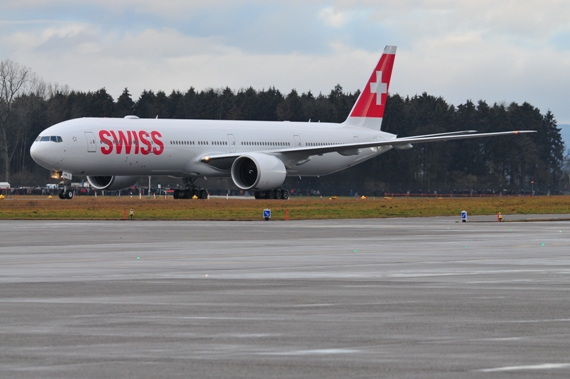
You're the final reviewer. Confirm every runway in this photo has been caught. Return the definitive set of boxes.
[1,217,570,378]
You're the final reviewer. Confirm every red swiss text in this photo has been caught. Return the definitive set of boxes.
[99,130,164,155]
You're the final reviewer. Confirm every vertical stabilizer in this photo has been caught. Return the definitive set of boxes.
[344,45,397,130]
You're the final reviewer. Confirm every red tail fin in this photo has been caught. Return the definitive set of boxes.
[345,45,397,130]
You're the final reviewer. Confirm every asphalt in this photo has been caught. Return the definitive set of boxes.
[1,216,570,378]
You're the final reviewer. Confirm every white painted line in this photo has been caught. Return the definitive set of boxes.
[479,363,570,372]
[259,349,359,356]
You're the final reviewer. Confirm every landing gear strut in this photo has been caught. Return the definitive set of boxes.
[254,188,289,200]
[173,178,208,200]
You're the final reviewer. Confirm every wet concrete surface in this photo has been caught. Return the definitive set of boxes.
[1,217,570,378]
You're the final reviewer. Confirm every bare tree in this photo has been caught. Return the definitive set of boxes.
[0,59,37,183]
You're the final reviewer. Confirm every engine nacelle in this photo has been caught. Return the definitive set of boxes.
[87,176,138,190]
[231,153,286,191]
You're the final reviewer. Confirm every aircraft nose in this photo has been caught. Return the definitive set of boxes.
[30,142,39,161]
[30,142,51,168]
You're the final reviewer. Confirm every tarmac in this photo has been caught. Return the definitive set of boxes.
[1,215,570,378]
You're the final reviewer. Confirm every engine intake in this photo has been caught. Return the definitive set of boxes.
[231,153,286,191]
[87,176,138,190]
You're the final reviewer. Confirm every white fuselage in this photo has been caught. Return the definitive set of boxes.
[30,117,396,178]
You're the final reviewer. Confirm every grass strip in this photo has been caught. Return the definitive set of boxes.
[1,196,570,220]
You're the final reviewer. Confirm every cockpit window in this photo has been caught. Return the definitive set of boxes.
[37,136,63,143]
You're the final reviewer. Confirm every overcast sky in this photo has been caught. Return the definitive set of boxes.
[1,1,569,123]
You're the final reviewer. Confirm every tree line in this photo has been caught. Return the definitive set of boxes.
[0,59,566,194]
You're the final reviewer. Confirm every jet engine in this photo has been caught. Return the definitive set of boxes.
[87,176,138,190]
[231,153,286,191]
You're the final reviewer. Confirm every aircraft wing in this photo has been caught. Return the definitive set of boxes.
[399,130,478,139]
[200,129,536,168]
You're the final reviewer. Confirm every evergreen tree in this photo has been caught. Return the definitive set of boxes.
[182,87,198,119]
[232,87,258,120]
[86,88,115,117]
[540,111,564,186]
[257,87,283,121]
[134,90,157,118]
[167,90,185,119]
[276,89,304,121]
[115,88,135,117]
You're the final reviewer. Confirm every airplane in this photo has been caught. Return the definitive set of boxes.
[30,45,535,200]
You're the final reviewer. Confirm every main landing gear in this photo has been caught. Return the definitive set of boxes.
[173,187,209,199]
[173,178,208,199]
[254,188,289,200]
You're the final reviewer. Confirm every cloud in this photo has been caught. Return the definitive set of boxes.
[1,1,570,123]
[318,7,348,28]
[1,22,367,99]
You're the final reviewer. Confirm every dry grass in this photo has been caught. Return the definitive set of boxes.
[1,195,570,220]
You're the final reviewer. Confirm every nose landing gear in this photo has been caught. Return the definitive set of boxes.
[53,171,74,200]
[58,188,74,199]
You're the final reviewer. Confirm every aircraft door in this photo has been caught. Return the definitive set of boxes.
[227,134,236,153]
[85,132,96,153]
[294,135,302,147]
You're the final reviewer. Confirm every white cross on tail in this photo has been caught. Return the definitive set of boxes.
[369,71,387,105]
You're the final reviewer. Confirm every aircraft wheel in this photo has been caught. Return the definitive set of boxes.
[267,190,275,199]
[275,189,282,199]
[65,189,74,199]
[281,189,289,200]
[199,189,208,199]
